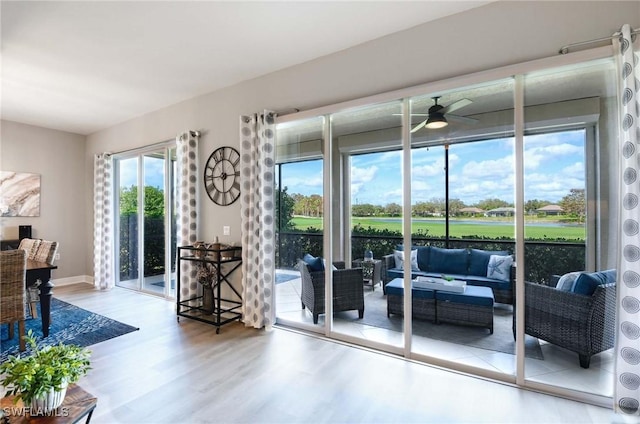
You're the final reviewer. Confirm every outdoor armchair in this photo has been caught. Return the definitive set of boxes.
[517,274,616,368]
[297,260,365,324]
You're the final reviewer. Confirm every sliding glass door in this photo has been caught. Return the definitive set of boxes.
[115,146,177,297]
[273,49,619,403]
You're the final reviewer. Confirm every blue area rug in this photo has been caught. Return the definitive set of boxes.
[275,272,299,284]
[1,298,139,362]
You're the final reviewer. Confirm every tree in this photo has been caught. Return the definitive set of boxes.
[476,198,511,211]
[384,203,402,217]
[560,188,585,220]
[525,199,548,214]
[119,185,165,218]
[448,198,465,216]
[276,186,295,231]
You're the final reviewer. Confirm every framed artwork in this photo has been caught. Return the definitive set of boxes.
[0,171,41,217]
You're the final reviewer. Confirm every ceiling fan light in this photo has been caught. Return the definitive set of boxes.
[425,113,448,129]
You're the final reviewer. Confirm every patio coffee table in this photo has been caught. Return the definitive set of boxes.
[386,278,494,333]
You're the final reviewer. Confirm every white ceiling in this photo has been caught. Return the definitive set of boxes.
[0,1,491,136]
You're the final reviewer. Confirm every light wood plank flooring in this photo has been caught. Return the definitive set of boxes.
[32,284,627,423]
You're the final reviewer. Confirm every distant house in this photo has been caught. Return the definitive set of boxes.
[537,204,563,215]
[485,207,515,217]
[460,207,484,216]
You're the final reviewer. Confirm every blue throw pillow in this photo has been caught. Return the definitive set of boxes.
[303,253,324,272]
[556,272,581,292]
[416,246,430,271]
[429,247,468,275]
[572,269,616,296]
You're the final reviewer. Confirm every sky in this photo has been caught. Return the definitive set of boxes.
[118,155,166,190]
[280,129,585,206]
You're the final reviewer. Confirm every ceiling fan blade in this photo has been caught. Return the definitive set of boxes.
[447,114,478,124]
[411,120,427,133]
[441,98,472,114]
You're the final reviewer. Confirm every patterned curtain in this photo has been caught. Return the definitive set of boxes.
[239,111,276,329]
[93,153,114,290]
[176,131,200,300]
[614,24,640,416]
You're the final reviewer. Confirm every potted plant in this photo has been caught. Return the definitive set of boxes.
[0,330,91,414]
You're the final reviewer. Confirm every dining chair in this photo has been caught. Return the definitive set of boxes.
[18,237,41,260]
[17,239,58,318]
[0,249,28,351]
[32,240,59,265]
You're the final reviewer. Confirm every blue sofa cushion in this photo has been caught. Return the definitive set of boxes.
[435,285,494,307]
[416,246,430,271]
[468,249,508,277]
[573,269,616,296]
[429,247,468,275]
[303,253,324,272]
[463,275,512,292]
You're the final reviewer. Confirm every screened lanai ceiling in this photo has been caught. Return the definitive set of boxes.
[277,59,617,148]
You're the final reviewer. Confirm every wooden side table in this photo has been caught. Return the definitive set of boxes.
[352,259,382,291]
[1,384,97,423]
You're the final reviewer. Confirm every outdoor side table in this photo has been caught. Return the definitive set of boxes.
[352,259,382,291]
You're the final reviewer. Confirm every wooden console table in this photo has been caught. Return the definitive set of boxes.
[0,384,97,423]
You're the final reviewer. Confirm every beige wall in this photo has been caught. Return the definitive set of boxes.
[0,1,632,278]
[0,120,87,281]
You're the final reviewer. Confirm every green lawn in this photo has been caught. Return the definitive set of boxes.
[290,216,585,241]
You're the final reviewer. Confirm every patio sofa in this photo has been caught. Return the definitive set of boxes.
[382,246,514,304]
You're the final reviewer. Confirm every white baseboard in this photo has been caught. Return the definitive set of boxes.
[52,275,94,287]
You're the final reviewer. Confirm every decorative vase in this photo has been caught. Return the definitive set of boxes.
[364,250,374,261]
[202,285,214,314]
[30,381,68,414]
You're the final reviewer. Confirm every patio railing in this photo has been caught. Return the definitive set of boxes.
[277,231,586,284]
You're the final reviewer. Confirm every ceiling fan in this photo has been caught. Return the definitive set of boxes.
[409,97,476,133]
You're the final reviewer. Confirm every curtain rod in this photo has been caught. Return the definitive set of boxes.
[559,27,638,54]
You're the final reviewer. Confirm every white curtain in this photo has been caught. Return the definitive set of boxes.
[239,111,276,329]
[93,153,114,290]
[614,24,640,416]
[176,131,200,300]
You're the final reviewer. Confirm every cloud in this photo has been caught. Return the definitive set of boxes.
[461,155,514,178]
[562,161,584,177]
[351,165,378,184]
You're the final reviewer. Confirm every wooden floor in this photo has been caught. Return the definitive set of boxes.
[45,284,625,423]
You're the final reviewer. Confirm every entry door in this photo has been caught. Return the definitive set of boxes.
[115,148,177,297]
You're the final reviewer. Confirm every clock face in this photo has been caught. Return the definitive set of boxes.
[204,146,241,206]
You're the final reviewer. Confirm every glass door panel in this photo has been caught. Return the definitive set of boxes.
[409,79,515,376]
[274,116,325,330]
[522,59,617,396]
[330,101,403,348]
[116,157,139,290]
[142,152,167,293]
[115,147,176,297]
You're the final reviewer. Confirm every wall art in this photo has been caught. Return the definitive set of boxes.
[0,171,41,217]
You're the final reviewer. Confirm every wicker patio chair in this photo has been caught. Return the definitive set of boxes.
[1,249,28,351]
[517,277,616,368]
[298,260,365,324]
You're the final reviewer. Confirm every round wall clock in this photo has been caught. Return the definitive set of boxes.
[204,146,241,206]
